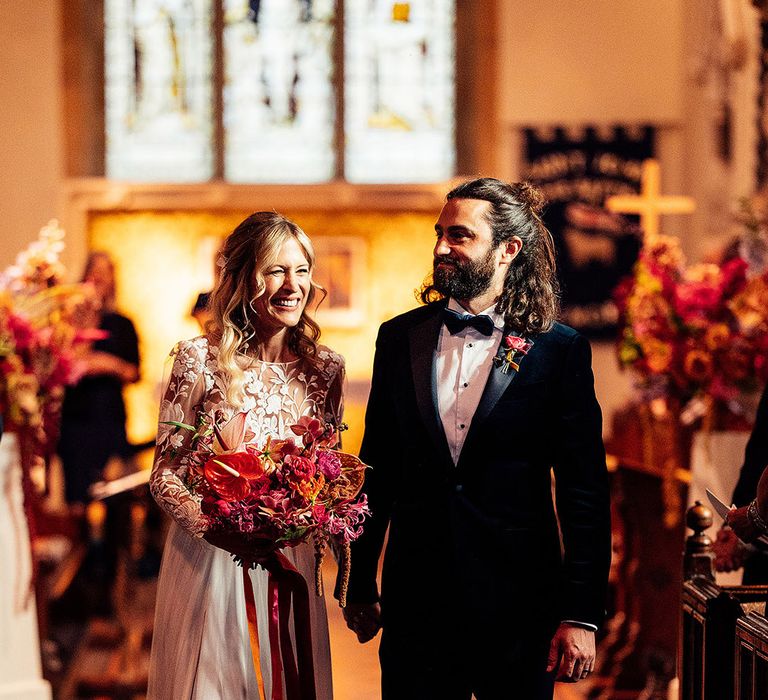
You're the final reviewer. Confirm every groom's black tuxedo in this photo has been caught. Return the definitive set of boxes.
[346,300,611,699]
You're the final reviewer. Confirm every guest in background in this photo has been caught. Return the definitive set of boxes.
[57,252,140,506]
[718,384,768,578]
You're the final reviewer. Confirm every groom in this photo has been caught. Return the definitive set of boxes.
[342,178,611,699]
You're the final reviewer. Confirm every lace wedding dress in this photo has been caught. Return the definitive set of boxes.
[146,336,344,700]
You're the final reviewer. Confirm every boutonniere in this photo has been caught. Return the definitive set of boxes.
[494,334,534,374]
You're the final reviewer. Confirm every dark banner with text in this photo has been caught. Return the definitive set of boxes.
[522,125,655,338]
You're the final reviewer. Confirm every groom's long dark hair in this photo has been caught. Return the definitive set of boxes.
[420,177,560,336]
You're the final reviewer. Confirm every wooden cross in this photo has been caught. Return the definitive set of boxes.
[605,159,695,240]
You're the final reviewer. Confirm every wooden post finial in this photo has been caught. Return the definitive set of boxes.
[684,501,715,581]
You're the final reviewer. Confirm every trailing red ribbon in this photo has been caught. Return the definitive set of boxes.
[243,553,317,700]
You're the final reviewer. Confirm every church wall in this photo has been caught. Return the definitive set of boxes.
[0,1,64,271]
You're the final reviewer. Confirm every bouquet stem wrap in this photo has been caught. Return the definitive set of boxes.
[243,553,317,700]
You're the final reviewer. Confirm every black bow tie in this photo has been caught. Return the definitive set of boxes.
[442,308,495,336]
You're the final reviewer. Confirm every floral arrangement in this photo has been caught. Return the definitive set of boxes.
[1,221,101,607]
[615,212,768,425]
[0,220,98,455]
[163,411,370,604]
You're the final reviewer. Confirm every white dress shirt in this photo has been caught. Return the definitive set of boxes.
[436,298,505,464]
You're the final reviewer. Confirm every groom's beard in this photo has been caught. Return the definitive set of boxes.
[432,248,496,301]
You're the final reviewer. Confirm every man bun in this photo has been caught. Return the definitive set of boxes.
[512,181,546,216]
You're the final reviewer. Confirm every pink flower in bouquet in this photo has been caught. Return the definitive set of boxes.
[216,499,233,517]
[204,452,265,501]
[266,437,301,461]
[7,313,34,350]
[675,267,723,321]
[325,495,371,542]
[284,454,316,480]
[317,450,342,480]
[312,503,330,527]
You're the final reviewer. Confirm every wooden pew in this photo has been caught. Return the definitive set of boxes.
[735,612,768,699]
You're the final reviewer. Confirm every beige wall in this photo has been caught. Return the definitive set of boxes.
[0,1,64,272]
[498,0,685,125]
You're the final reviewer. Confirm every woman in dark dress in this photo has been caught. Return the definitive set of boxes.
[58,252,140,505]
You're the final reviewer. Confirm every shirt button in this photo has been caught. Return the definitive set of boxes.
[459,423,465,429]
[463,382,468,388]
[468,343,473,348]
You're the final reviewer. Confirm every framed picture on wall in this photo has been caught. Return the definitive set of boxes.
[311,236,367,327]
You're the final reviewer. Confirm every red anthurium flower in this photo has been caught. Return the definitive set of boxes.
[204,452,265,501]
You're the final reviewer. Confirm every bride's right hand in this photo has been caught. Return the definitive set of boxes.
[203,531,274,563]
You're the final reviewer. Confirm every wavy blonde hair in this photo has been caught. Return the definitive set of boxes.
[209,212,322,405]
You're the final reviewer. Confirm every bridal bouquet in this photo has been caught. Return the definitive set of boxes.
[164,412,369,698]
[163,412,369,603]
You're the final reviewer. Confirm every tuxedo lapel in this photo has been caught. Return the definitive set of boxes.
[409,304,453,468]
[458,328,523,465]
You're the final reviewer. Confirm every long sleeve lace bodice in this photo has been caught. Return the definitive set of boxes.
[149,336,345,537]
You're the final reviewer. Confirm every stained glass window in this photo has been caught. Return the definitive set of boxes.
[223,0,336,183]
[104,0,455,183]
[344,0,455,183]
[105,0,214,181]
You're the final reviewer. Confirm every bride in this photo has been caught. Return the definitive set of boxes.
[147,212,344,699]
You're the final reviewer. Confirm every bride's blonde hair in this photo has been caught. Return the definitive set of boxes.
[209,212,322,405]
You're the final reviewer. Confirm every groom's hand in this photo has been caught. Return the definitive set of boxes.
[546,623,596,682]
[342,602,381,643]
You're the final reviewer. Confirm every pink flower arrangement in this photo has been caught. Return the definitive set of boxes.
[0,221,102,455]
[615,229,768,424]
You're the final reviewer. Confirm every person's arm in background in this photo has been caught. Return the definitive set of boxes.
[715,384,768,569]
